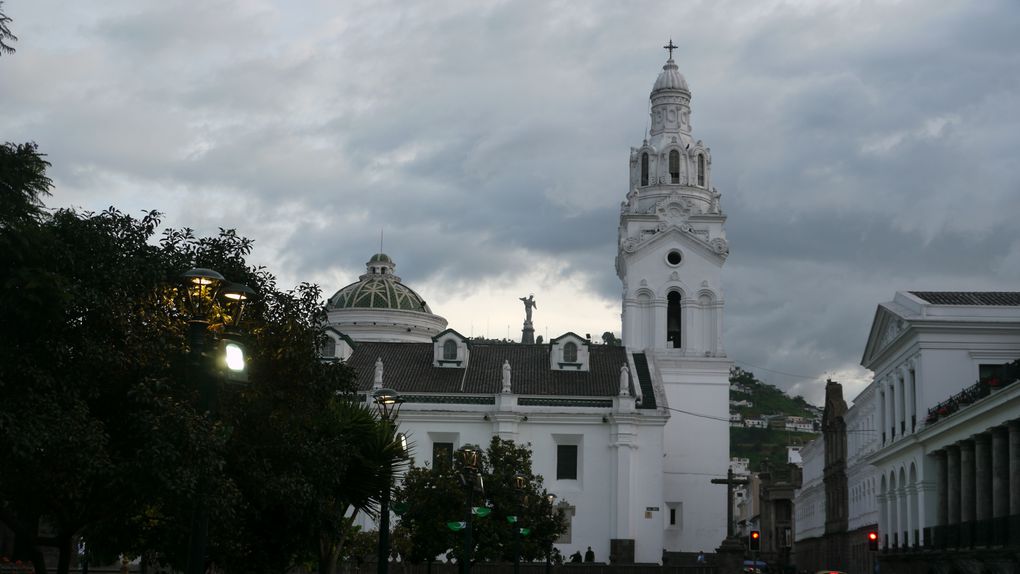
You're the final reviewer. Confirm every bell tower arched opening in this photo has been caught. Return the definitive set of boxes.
[667,290,682,348]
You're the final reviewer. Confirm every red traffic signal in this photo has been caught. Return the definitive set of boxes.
[867,530,879,550]
[749,530,761,550]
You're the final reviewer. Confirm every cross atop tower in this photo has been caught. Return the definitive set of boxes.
[663,38,677,60]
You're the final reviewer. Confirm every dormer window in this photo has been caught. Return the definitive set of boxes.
[697,154,705,187]
[669,150,680,184]
[433,328,469,367]
[550,333,590,371]
[321,329,355,361]
[321,337,337,358]
[641,153,649,186]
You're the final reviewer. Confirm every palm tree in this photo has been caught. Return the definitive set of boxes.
[1,1,17,55]
[316,399,410,574]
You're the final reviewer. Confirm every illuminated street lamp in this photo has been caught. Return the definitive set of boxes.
[180,268,253,574]
[544,494,557,574]
[373,388,404,574]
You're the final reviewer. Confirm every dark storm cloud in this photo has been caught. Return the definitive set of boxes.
[3,0,1020,404]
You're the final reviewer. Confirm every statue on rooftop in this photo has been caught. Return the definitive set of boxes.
[519,294,537,323]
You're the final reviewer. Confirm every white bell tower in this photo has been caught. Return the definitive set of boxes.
[617,42,728,355]
[617,43,731,554]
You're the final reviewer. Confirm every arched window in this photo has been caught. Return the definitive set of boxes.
[443,339,457,361]
[563,342,578,363]
[697,154,705,187]
[321,336,337,358]
[641,153,649,186]
[667,291,682,348]
[669,150,680,184]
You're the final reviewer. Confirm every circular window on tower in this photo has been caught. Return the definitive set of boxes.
[666,250,683,266]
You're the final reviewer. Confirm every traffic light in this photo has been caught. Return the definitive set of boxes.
[867,530,879,551]
[749,530,761,551]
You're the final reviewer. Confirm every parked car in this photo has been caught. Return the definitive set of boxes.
[743,559,770,574]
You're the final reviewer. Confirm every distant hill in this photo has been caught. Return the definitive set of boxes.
[729,367,820,472]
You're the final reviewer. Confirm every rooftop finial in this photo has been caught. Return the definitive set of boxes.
[663,38,677,61]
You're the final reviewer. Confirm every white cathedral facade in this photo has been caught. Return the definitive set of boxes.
[321,51,731,563]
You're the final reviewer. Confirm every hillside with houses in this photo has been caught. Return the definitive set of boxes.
[728,367,821,471]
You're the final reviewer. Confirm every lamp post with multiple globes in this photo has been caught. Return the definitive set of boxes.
[372,388,404,574]
[544,493,557,574]
[179,268,253,574]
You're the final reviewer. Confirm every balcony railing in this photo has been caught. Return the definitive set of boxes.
[924,360,1020,427]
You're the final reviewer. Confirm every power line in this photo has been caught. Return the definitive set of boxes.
[663,405,731,422]
[733,359,820,381]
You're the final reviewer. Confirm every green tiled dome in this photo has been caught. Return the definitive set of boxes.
[328,254,432,313]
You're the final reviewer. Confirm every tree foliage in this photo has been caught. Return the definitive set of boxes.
[0,148,400,574]
[1,142,52,225]
[393,437,565,567]
[0,1,16,56]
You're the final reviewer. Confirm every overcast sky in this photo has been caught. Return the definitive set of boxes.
[3,0,1019,404]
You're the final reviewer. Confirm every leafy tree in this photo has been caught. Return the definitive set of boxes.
[0,206,229,574]
[1,142,53,225]
[0,152,402,574]
[393,437,565,568]
[600,331,621,346]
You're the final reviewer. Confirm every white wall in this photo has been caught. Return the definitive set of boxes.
[655,353,730,552]
[845,384,879,531]
[793,437,825,542]
[364,394,669,564]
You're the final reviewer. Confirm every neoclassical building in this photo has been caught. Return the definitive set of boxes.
[320,49,731,563]
[796,292,1020,573]
[797,291,1020,574]
[861,291,1020,572]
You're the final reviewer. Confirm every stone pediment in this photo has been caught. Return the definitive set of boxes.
[861,305,910,368]
[620,223,728,262]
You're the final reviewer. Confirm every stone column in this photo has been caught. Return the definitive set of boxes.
[879,387,887,444]
[900,367,913,435]
[935,450,948,526]
[887,380,897,440]
[992,427,1009,518]
[877,492,887,548]
[975,434,993,522]
[947,445,961,524]
[892,378,901,438]
[1010,422,1020,517]
[905,485,916,546]
[960,440,976,523]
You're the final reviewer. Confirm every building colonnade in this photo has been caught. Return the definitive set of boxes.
[884,419,1020,550]
[878,359,918,447]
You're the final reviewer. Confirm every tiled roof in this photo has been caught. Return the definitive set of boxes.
[346,342,630,397]
[909,292,1020,306]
